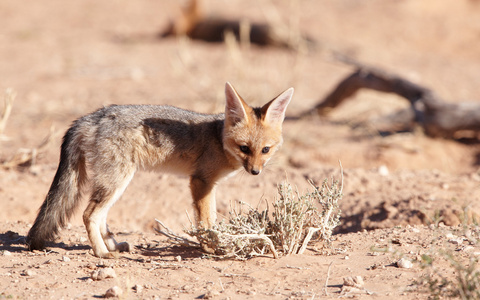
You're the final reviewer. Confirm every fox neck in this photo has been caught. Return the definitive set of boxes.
[220,120,245,172]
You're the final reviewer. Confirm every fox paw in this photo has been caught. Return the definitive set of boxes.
[96,251,119,259]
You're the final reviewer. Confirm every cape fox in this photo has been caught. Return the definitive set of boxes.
[27,82,294,258]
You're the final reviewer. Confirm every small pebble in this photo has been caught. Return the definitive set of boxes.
[378,165,389,176]
[62,256,71,262]
[203,289,220,299]
[448,238,463,245]
[343,276,364,288]
[181,285,192,291]
[175,255,182,262]
[396,258,413,269]
[91,267,116,281]
[3,250,12,256]
[133,284,143,293]
[104,286,122,298]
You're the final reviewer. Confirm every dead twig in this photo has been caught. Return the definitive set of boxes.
[297,227,321,255]
[324,261,334,297]
[0,88,15,140]
[1,126,55,169]
[304,58,480,139]
[154,218,200,248]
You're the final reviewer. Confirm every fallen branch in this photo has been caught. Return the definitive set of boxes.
[1,126,55,169]
[217,232,278,259]
[304,59,480,139]
[159,0,313,51]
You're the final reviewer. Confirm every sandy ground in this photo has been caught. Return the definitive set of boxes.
[1,0,480,299]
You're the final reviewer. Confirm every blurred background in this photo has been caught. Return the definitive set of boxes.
[1,0,479,233]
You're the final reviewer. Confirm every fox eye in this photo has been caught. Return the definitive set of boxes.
[262,147,270,154]
[239,145,250,154]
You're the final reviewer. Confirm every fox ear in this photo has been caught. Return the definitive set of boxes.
[225,82,249,125]
[262,87,294,126]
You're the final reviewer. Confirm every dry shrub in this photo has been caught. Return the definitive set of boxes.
[417,228,480,300]
[271,179,342,256]
[0,88,56,170]
[0,88,15,139]
[1,126,55,169]
[157,175,342,259]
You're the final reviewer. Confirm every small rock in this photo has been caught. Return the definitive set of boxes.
[97,259,106,267]
[104,286,122,298]
[344,255,350,260]
[23,269,36,276]
[181,285,192,291]
[3,250,12,256]
[343,276,364,288]
[396,258,413,269]
[203,289,220,299]
[378,165,389,176]
[448,238,464,245]
[133,284,143,293]
[62,256,71,262]
[175,255,182,262]
[116,242,131,253]
[91,267,116,281]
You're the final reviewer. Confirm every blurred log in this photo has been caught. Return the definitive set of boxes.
[304,63,480,139]
[159,0,313,50]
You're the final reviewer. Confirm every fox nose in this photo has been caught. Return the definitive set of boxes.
[251,169,260,175]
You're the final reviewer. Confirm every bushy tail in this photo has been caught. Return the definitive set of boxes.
[27,124,87,250]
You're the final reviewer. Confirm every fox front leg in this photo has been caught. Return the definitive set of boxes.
[190,177,217,228]
[190,176,218,253]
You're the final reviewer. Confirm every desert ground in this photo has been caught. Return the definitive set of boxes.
[1,0,480,299]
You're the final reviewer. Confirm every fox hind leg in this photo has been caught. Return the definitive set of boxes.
[83,172,134,258]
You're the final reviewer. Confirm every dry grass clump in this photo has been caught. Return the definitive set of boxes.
[420,254,480,300]
[0,88,56,170]
[416,227,480,300]
[270,180,342,256]
[0,88,15,140]
[157,176,342,259]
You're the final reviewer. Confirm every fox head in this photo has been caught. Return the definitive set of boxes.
[223,82,294,175]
